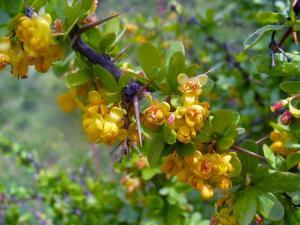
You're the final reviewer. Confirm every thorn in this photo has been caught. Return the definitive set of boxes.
[118,139,129,163]
[202,62,222,75]
[293,32,299,45]
[70,35,79,47]
[132,143,143,158]
[270,52,276,68]
[110,142,121,156]
[136,78,157,97]
[112,44,130,63]
[278,48,292,62]
[78,13,121,35]
[133,95,143,146]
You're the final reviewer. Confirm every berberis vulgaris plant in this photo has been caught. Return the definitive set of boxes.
[1,0,300,224]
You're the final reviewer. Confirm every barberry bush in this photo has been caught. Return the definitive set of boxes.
[0,0,300,224]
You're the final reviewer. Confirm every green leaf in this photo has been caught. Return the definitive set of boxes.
[244,25,288,49]
[194,120,213,144]
[257,11,286,24]
[0,9,11,26]
[211,109,240,134]
[165,41,185,67]
[217,135,235,151]
[94,65,119,92]
[233,189,257,225]
[287,192,300,205]
[104,14,120,35]
[286,205,300,225]
[0,0,23,16]
[177,143,196,157]
[279,81,300,94]
[137,43,162,75]
[65,71,92,88]
[99,33,116,53]
[167,52,185,91]
[46,0,69,24]
[68,0,94,25]
[82,28,102,51]
[257,192,284,221]
[163,125,177,145]
[255,171,300,192]
[143,130,165,167]
[263,145,286,170]
[31,0,47,11]
[228,152,242,177]
[238,140,260,175]
[170,95,182,108]
[142,167,160,180]
[286,153,300,170]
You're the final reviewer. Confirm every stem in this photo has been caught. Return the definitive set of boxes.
[255,135,270,145]
[69,26,123,80]
[231,145,266,161]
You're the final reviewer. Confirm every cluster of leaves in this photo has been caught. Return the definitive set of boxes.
[0,135,212,225]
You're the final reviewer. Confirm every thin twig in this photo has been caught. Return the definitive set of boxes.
[112,44,130,63]
[78,13,121,35]
[232,145,266,161]
[255,135,270,145]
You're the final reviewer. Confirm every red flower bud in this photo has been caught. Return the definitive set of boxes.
[280,110,292,125]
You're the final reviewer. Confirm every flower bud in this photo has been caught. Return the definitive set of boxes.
[280,110,292,125]
[200,184,214,200]
[270,99,288,112]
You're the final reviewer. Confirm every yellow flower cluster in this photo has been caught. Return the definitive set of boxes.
[0,13,64,78]
[161,149,234,200]
[270,129,296,156]
[82,91,127,145]
[121,175,141,195]
[142,73,210,143]
[211,196,238,225]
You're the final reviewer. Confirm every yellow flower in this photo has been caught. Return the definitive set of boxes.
[0,36,10,70]
[121,175,141,194]
[270,129,296,156]
[57,91,78,113]
[126,23,138,33]
[13,13,64,76]
[160,153,182,176]
[142,94,170,130]
[101,120,127,145]
[217,177,232,191]
[215,208,238,225]
[9,47,29,78]
[177,73,208,97]
[82,117,104,142]
[16,14,53,57]
[200,183,214,200]
[176,123,196,143]
[82,92,126,145]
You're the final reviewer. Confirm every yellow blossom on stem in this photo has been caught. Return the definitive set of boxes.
[270,129,295,156]
[142,93,170,130]
[0,37,10,70]
[177,73,208,97]
[57,90,78,113]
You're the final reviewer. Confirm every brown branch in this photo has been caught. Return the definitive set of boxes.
[232,145,266,161]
